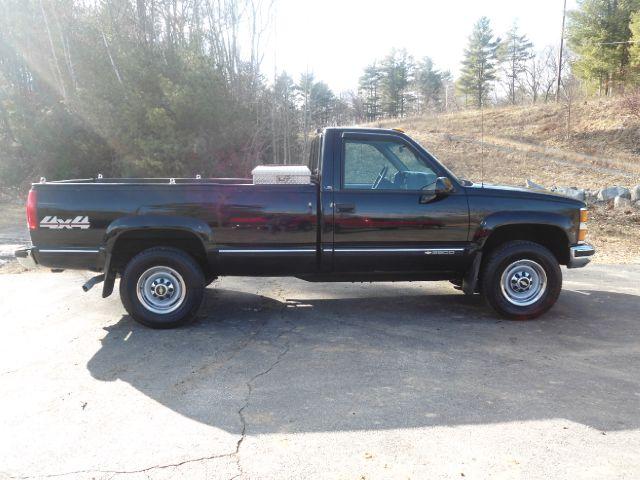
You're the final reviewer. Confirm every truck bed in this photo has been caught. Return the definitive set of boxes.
[30,179,320,274]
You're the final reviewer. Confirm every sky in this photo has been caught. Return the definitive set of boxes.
[261,0,578,92]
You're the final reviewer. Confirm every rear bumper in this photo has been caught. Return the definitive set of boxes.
[567,243,595,269]
[15,245,102,271]
[14,246,38,269]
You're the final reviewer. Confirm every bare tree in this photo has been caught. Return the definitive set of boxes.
[524,46,558,103]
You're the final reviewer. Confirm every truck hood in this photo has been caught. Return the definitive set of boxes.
[466,182,585,206]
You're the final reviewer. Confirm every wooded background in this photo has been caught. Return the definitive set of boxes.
[1,0,639,192]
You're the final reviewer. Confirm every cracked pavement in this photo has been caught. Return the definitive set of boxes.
[1,265,640,479]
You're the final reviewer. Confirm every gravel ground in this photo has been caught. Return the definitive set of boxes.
[0,203,28,270]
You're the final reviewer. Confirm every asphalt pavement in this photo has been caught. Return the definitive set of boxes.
[1,265,639,479]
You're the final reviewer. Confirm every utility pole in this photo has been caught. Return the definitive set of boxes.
[556,0,567,102]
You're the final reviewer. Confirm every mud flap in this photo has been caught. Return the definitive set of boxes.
[101,252,116,298]
[462,252,482,296]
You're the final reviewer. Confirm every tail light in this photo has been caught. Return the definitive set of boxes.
[26,189,38,230]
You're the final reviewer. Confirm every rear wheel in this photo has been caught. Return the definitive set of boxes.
[481,240,562,320]
[119,247,205,328]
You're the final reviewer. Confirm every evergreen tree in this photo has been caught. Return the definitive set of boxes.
[499,23,534,104]
[309,81,336,128]
[414,57,444,112]
[459,17,500,108]
[567,0,640,95]
[358,62,383,121]
[381,48,414,117]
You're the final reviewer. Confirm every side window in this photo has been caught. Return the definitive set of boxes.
[343,138,438,190]
[343,141,398,189]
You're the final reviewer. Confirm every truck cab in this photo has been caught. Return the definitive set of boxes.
[316,128,470,276]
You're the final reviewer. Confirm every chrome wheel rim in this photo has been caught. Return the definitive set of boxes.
[500,259,547,307]
[136,266,186,314]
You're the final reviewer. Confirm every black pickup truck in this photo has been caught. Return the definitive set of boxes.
[16,127,594,328]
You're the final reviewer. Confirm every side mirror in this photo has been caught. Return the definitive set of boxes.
[434,177,454,195]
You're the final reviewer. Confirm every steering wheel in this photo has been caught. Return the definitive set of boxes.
[372,166,389,190]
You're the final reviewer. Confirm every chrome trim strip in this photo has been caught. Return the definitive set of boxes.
[334,248,465,253]
[217,247,465,254]
[39,249,100,253]
[218,249,316,254]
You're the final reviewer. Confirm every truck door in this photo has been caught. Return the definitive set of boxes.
[331,132,470,273]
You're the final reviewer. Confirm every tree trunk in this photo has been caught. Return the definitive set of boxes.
[39,0,67,101]
[101,30,124,85]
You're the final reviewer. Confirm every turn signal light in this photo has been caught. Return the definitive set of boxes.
[580,209,588,223]
[578,207,588,242]
[26,189,37,230]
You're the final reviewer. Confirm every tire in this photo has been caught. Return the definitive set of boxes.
[481,240,562,320]
[119,247,205,329]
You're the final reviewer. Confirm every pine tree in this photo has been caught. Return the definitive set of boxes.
[358,62,383,121]
[414,57,444,112]
[310,81,336,128]
[500,23,534,104]
[567,0,640,95]
[381,48,414,117]
[459,17,501,108]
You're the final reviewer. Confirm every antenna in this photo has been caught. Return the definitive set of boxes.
[480,96,485,188]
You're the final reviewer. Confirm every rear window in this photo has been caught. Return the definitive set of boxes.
[308,135,321,176]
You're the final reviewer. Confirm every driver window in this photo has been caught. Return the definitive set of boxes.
[344,141,398,189]
[343,138,437,191]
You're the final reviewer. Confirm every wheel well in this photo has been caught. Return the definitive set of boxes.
[482,224,570,265]
[109,230,209,275]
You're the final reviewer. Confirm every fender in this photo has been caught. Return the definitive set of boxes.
[100,215,213,297]
[103,214,214,252]
[472,211,573,249]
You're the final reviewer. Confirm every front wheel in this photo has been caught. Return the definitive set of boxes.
[119,247,205,328]
[481,240,562,320]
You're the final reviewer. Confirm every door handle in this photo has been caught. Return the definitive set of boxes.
[336,203,355,213]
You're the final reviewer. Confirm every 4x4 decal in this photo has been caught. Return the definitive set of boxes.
[40,216,90,230]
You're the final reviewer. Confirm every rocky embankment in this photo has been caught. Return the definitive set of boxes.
[526,180,640,210]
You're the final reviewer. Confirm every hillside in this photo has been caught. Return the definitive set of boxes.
[376,98,640,264]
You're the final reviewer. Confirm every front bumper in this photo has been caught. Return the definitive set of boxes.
[567,243,595,269]
[14,246,38,269]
